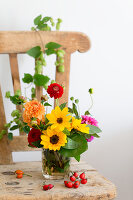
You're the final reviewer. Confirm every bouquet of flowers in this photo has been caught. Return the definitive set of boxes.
[0,15,102,179]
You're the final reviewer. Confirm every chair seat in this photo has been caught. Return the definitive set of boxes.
[0,160,116,200]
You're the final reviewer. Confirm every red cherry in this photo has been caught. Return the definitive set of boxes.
[70,175,76,182]
[67,182,73,188]
[16,174,23,179]
[73,181,80,188]
[64,181,69,187]
[43,185,49,190]
[73,172,78,178]
[48,184,54,189]
[80,172,85,179]
[81,179,87,184]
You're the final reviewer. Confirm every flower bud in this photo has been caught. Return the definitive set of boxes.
[89,88,94,94]
[5,91,10,98]
[30,120,38,126]
[75,99,79,104]
[70,97,74,101]
[41,95,48,102]
[51,80,56,84]
[57,18,62,23]
[57,65,64,73]
[59,58,64,64]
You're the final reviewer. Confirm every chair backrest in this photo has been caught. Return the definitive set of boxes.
[0,31,91,164]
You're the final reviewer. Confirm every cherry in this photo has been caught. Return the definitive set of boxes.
[16,174,23,179]
[80,172,85,179]
[70,175,76,182]
[48,184,54,189]
[43,185,49,190]
[73,181,80,188]
[64,181,68,186]
[67,182,73,188]
[81,179,87,184]
[73,172,78,178]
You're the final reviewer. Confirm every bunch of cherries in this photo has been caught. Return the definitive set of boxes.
[64,172,87,188]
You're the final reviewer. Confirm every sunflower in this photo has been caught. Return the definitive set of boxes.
[40,127,67,151]
[71,117,90,134]
[46,106,72,131]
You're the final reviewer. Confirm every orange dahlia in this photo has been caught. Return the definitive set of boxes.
[23,100,45,126]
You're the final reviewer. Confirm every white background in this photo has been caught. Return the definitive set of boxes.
[0,0,133,199]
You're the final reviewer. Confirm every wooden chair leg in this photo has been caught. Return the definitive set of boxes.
[0,86,13,164]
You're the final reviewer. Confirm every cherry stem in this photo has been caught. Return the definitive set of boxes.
[23,173,32,177]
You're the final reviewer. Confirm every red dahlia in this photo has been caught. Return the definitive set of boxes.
[28,128,42,147]
[47,83,63,99]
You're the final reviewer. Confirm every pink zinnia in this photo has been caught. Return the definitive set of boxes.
[81,115,98,127]
[87,136,94,142]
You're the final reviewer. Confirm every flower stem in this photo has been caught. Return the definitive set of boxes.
[88,94,93,111]
[54,151,62,168]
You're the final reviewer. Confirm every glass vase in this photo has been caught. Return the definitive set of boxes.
[42,148,70,180]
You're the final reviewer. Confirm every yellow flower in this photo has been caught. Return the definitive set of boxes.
[40,127,67,151]
[71,117,89,134]
[46,106,72,131]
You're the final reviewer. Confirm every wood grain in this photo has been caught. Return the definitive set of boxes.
[0,161,117,200]
[0,86,13,164]
[0,31,91,54]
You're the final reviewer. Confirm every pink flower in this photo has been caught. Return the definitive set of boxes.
[81,115,98,127]
[87,136,94,142]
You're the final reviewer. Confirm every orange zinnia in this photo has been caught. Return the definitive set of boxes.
[23,100,45,126]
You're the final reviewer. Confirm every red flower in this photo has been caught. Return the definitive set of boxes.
[47,83,63,99]
[28,128,42,147]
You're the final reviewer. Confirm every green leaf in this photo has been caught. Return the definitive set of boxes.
[8,132,13,140]
[23,126,30,134]
[59,134,88,158]
[44,102,52,107]
[42,16,51,23]
[68,107,73,114]
[91,133,100,138]
[11,110,20,118]
[31,140,43,148]
[72,103,79,116]
[33,74,50,86]
[27,46,41,58]
[45,42,61,49]
[45,49,56,55]
[0,130,6,135]
[63,137,79,149]
[5,91,10,98]
[22,73,33,83]
[10,96,23,105]
[74,155,80,162]
[10,125,19,131]
[59,102,67,110]
[86,125,102,134]
[84,110,91,115]
[63,128,70,136]
[34,15,42,25]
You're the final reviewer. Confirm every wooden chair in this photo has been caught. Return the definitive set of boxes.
[0,31,116,200]
[0,31,91,165]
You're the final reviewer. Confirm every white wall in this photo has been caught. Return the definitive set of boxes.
[0,0,133,199]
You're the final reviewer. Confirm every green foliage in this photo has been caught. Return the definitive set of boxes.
[22,73,33,83]
[10,125,19,131]
[43,102,52,107]
[33,74,50,87]
[8,132,13,140]
[63,128,70,136]
[74,155,80,162]
[63,137,79,149]
[23,126,30,134]
[45,49,56,55]
[31,140,43,148]
[11,110,20,118]
[27,46,41,58]
[31,87,35,99]
[75,99,79,104]
[59,102,67,110]
[4,123,11,128]
[86,124,102,134]
[5,91,10,98]
[84,110,91,115]
[72,103,79,117]
[15,90,21,96]
[59,134,88,158]
[45,42,61,49]
[10,95,24,105]
[34,15,42,25]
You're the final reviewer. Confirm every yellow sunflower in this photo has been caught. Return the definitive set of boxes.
[40,127,67,151]
[46,106,72,131]
[71,117,90,134]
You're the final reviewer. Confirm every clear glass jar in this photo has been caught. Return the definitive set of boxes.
[42,148,70,180]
